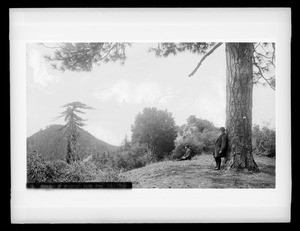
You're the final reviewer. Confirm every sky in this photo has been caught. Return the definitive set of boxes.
[26,43,275,146]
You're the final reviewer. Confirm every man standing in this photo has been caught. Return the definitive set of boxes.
[213,127,228,170]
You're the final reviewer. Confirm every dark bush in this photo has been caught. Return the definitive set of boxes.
[113,143,150,171]
[197,129,219,153]
[60,161,98,182]
[172,116,219,160]
[171,122,276,159]
[91,151,111,169]
[114,154,129,170]
[171,137,203,160]
[252,124,276,157]
[131,107,177,161]
[27,152,99,183]
[27,152,48,183]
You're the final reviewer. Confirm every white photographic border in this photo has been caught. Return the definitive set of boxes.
[10,8,291,223]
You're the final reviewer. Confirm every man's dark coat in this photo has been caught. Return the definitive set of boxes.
[180,148,192,160]
[214,132,228,158]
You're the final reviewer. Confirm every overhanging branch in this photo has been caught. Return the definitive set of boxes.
[188,42,223,77]
[40,43,62,50]
[253,62,275,90]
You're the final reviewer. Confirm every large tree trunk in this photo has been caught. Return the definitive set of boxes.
[225,43,259,172]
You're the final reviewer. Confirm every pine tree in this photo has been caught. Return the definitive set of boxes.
[53,101,94,163]
[121,134,131,152]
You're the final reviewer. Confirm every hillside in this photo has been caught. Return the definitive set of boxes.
[27,124,119,161]
[120,154,275,188]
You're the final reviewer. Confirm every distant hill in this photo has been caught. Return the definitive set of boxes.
[27,124,119,161]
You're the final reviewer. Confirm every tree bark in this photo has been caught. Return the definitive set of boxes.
[225,43,259,172]
[66,140,72,163]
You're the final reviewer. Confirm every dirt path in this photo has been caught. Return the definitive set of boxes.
[120,154,275,188]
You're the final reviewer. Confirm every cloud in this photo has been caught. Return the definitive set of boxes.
[28,49,61,87]
[96,80,131,104]
[93,80,175,107]
[194,98,225,127]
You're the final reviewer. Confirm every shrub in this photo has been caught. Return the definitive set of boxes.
[197,129,219,153]
[91,151,112,170]
[114,154,130,170]
[252,124,276,157]
[27,152,48,183]
[131,107,177,161]
[171,137,204,160]
[60,161,98,182]
[27,152,99,183]
[43,160,68,182]
[94,167,128,182]
[173,116,219,160]
[113,143,150,171]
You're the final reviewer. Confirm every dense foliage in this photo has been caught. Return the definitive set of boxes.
[172,115,219,160]
[27,152,97,183]
[148,43,215,57]
[131,107,177,161]
[114,142,150,171]
[27,151,126,183]
[252,124,276,157]
[44,43,131,72]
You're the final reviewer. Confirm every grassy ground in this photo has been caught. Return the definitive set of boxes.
[120,154,275,188]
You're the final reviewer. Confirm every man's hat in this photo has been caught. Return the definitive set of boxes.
[219,127,226,132]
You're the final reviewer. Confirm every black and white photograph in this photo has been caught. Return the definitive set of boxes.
[10,8,291,223]
[26,42,276,189]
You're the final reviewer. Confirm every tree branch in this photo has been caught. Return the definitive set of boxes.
[254,49,272,60]
[99,43,117,62]
[40,43,61,50]
[253,62,275,90]
[188,42,223,77]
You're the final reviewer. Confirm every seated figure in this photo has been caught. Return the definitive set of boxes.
[179,146,192,161]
